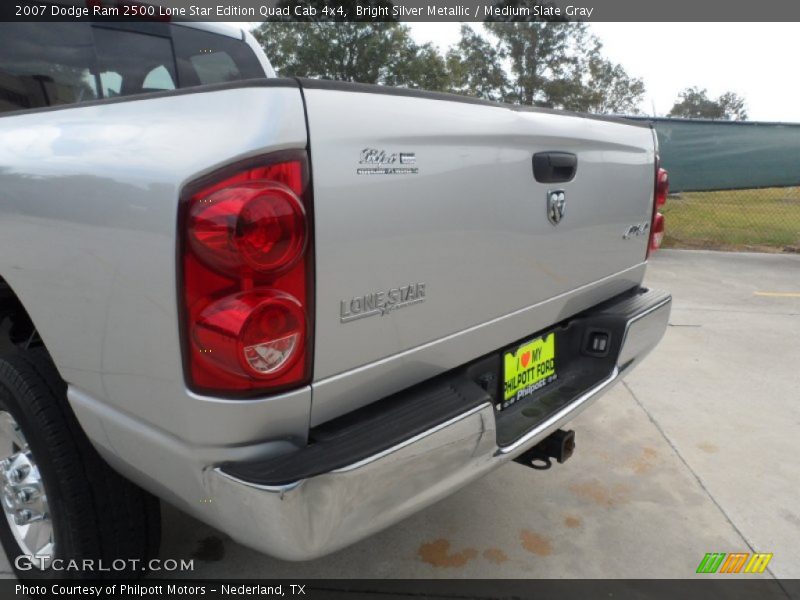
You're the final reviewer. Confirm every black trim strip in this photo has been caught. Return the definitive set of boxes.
[297,78,651,128]
[2,73,648,129]
[0,77,299,119]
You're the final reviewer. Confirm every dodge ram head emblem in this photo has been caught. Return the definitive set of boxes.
[547,190,566,225]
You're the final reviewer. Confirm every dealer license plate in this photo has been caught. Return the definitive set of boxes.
[501,333,557,409]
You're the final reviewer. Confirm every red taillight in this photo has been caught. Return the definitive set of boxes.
[188,182,306,275]
[656,168,669,207]
[648,166,668,256]
[179,153,313,396]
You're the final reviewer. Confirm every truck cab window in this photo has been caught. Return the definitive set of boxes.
[142,66,177,92]
[189,52,242,85]
[172,26,265,86]
[0,23,265,115]
[0,23,99,112]
[91,26,177,97]
[98,72,122,98]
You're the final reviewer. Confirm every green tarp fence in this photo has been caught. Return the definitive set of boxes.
[627,117,800,192]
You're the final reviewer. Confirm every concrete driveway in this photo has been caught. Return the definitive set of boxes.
[4,250,800,579]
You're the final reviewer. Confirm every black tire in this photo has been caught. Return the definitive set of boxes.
[0,348,160,579]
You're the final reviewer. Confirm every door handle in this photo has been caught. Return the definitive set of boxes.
[533,152,577,183]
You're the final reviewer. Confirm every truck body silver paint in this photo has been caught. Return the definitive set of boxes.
[0,85,310,447]
[0,25,663,557]
[304,87,654,423]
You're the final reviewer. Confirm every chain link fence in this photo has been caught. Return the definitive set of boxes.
[662,187,800,252]
[633,118,800,252]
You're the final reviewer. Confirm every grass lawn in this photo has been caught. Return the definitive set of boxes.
[662,187,800,252]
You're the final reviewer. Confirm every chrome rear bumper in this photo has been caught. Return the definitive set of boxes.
[205,288,671,560]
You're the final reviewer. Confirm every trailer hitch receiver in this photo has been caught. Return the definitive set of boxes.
[514,429,575,470]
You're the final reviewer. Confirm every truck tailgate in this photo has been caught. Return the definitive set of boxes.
[302,82,656,421]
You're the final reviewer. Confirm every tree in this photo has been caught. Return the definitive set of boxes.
[446,25,509,102]
[573,56,645,114]
[483,22,645,113]
[716,92,748,121]
[484,21,584,107]
[252,21,449,91]
[668,87,748,120]
[384,42,450,92]
[253,16,645,114]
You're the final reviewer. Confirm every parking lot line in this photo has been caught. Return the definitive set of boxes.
[754,291,800,297]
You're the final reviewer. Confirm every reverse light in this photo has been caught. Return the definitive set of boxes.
[179,152,313,396]
[650,212,665,251]
[193,291,305,380]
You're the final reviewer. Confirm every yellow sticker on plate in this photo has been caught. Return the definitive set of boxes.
[503,333,557,403]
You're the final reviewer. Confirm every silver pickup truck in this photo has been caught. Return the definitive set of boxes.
[0,21,670,575]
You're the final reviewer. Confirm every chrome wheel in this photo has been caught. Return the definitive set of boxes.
[0,410,53,563]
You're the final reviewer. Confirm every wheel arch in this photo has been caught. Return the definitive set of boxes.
[0,277,35,347]
[0,275,54,365]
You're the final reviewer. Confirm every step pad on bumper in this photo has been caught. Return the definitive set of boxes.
[221,376,491,486]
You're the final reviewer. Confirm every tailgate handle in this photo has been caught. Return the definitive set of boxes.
[533,152,577,183]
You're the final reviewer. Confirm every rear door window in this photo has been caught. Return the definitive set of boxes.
[0,23,265,115]
[0,23,99,112]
